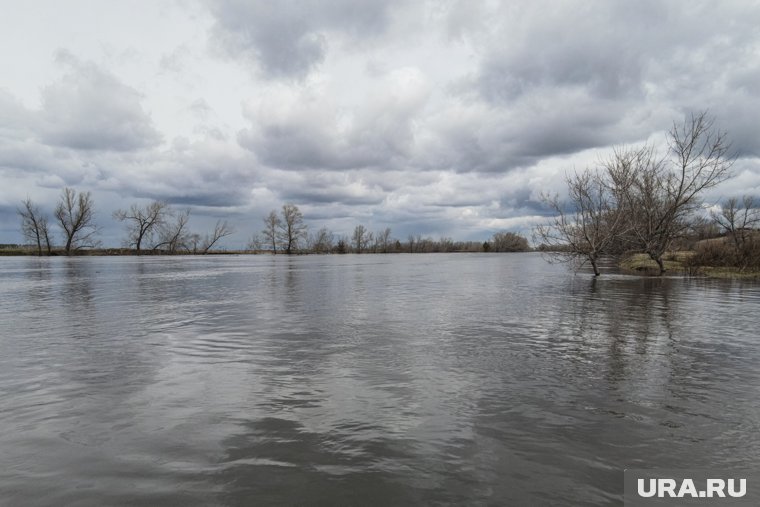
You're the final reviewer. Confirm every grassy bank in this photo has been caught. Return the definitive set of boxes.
[619,252,760,279]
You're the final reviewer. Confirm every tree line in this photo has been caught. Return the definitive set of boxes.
[250,204,528,254]
[534,111,759,276]
[17,191,530,256]
[18,189,234,256]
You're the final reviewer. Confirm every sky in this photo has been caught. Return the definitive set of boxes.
[1,0,760,248]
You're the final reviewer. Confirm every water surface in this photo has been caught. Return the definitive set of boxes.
[1,253,759,505]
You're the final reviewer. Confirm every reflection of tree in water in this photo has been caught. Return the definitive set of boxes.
[61,258,94,313]
[541,276,678,384]
[24,257,54,308]
[56,258,162,395]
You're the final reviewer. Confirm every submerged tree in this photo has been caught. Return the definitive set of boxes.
[154,208,191,253]
[199,220,234,254]
[54,187,98,255]
[535,112,734,276]
[18,197,52,256]
[535,169,627,276]
[113,201,170,253]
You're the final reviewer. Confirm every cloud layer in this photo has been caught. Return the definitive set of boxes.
[1,0,759,246]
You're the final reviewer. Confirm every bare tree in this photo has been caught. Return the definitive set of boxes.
[617,112,733,274]
[278,204,307,254]
[247,233,264,252]
[200,220,235,254]
[534,169,627,276]
[54,187,98,255]
[491,231,529,252]
[353,224,369,253]
[536,113,734,276]
[712,196,760,269]
[155,208,191,253]
[309,227,334,254]
[262,210,281,254]
[407,234,416,253]
[18,197,52,256]
[375,227,392,253]
[113,201,170,253]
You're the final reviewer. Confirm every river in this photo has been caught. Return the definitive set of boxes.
[1,253,758,505]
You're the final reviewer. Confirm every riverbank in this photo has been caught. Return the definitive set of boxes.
[0,247,263,256]
[619,252,760,279]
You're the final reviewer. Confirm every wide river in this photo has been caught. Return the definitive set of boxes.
[0,253,758,505]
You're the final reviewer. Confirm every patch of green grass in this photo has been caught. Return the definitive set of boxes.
[620,251,760,279]
[700,266,760,279]
[619,253,686,275]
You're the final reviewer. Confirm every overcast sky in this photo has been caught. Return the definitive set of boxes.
[1,0,759,247]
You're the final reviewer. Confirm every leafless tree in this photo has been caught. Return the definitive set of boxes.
[309,227,334,254]
[278,204,307,254]
[54,187,98,255]
[712,196,760,269]
[616,112,733,274]
[18,197,52,256]
[375,227,392,253]
[247,233,264,252]
[200,220,235,254]
[491,231,529,252]
[353,224,369,253]
[154,208,191,253]
[438,236,455,252]
[113,201,170,253]
[534,169,627,276]
[262,210,281,254]
[536,113,734,276]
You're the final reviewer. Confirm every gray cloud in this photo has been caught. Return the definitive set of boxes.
[3,1,760,246]
[38,51,162,151]
[208,0,401,78]
[238,67,430,171]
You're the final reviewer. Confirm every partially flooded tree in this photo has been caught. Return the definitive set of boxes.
[54,187,98,255]
[617,112,733,274]
[155,208,190,253]
[536,112,734,276]
[278,204,307,254]
[113,201,170,253]
[262,210,281,254]
[534,170,627,276]
[18,197,52,256]
[200,220,234,254]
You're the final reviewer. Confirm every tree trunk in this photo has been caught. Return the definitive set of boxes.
[655,256,665,275]
[591,257,600,277]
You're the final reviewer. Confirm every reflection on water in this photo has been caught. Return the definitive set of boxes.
[0,254,759,506]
